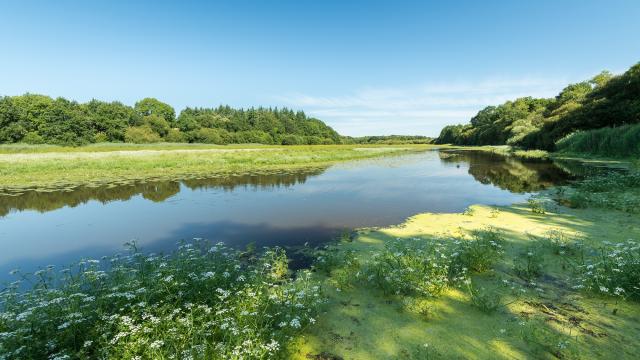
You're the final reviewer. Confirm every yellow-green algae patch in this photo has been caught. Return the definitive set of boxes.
[292,204,640,359]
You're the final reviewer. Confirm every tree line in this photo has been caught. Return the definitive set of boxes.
[435,61,640,151]
[0,95,342,145]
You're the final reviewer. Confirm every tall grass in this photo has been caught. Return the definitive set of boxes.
[555,124,640,158]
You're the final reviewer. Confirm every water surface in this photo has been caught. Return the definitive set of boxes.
[0,150,583,278]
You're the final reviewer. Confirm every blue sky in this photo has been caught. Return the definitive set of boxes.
[1,0,639,136]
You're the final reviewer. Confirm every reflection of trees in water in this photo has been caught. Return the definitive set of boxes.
[0,168,327,217]
[438,151,576,193]
[182,169,326,192]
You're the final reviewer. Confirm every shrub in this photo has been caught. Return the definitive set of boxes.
[124,126,162,143]
[93,132,109,143]
[21,131,45,144]
[365,237,468,297]
[143,114,171,137]
[452,228,505,273]
[527,198,546,214]
[189,128,228,144]
[0,241,323,359]
[164,128,187,143]
[280,134,304,145]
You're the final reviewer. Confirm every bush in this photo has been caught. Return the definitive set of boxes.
[21,131,45,144]
[452,228,505,273]
[0,241,323,359]
[188,128,228,144]
[93,132,109,143]
[164,128,187,143]
[124,126,162,143]
[280,134,304,145]
[143,114,171,137]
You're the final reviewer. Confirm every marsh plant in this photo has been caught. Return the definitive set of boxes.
[465,281,503,314]
[541,229,581,256]
[0,240,324,359]
[453,228,505,273]
[366,237,459,297]
[514,247,545,280]
[518,317,577,359]
[574,240,640,300]
[364,229,504,298]
[560,171,640,213]
[527,197,546,214]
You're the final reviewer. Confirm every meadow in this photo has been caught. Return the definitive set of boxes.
[1,145,639,359]
[0,144,433,192]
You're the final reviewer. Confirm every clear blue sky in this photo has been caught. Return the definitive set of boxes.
[1,0,639,136]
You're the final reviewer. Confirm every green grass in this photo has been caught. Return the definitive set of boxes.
[293,187,640,359]
[0,241,323,359]
[0,144,433,192]
[556,124,640,159]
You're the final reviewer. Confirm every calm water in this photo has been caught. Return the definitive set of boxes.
[0,150,583,279]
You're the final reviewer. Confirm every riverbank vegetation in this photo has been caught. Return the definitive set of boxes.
[294,170,640,359]
[2,152,639,359]
[5,166,638,359]
[435,61,640,151]
[0,144,431,192]
[0,241,323,359]
[555,123,640,159]
[0,95,341,146]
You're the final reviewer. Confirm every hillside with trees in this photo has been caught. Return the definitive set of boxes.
[435,61,640,151]
[0,95,341,145]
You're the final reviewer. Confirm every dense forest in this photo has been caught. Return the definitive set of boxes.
[348,135,433,144]
[436,61,640,151]
[0,95,341,145]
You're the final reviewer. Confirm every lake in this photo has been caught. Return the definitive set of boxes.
[0,149,584,279]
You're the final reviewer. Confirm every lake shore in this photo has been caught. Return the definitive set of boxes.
[294,196,640,359]
[0,144,437,192]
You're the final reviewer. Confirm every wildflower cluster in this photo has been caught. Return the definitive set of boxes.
[575,240,640,300]
[0,240,323,359]
[364,229,505,297]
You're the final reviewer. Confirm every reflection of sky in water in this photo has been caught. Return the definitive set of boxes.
[0,150,577,279]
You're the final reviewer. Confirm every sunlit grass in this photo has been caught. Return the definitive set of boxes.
[0,144,433,191]
[0,241,323,359]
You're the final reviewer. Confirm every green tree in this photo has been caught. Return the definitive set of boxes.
[134,98,176,124]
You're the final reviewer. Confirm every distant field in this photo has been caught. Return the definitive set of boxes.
[0,144,435,192]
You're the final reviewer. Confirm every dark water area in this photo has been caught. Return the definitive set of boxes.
[0,150,587,280]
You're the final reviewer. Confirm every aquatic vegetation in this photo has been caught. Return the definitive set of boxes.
[575,240,640,301]
[0,241,323,359]
[513,247,545,280]
[527,197,546,214]
[365,237,465,297]
[557,171,640,213]
[466,281,504,314]
[453,228,505,273]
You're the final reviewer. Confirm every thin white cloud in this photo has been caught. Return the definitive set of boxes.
[276,77,569,136]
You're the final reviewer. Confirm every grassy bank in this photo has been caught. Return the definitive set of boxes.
[294,200,640,359]
[555,124,640,159]
[0,242,323,359]
[0,144,433,192]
